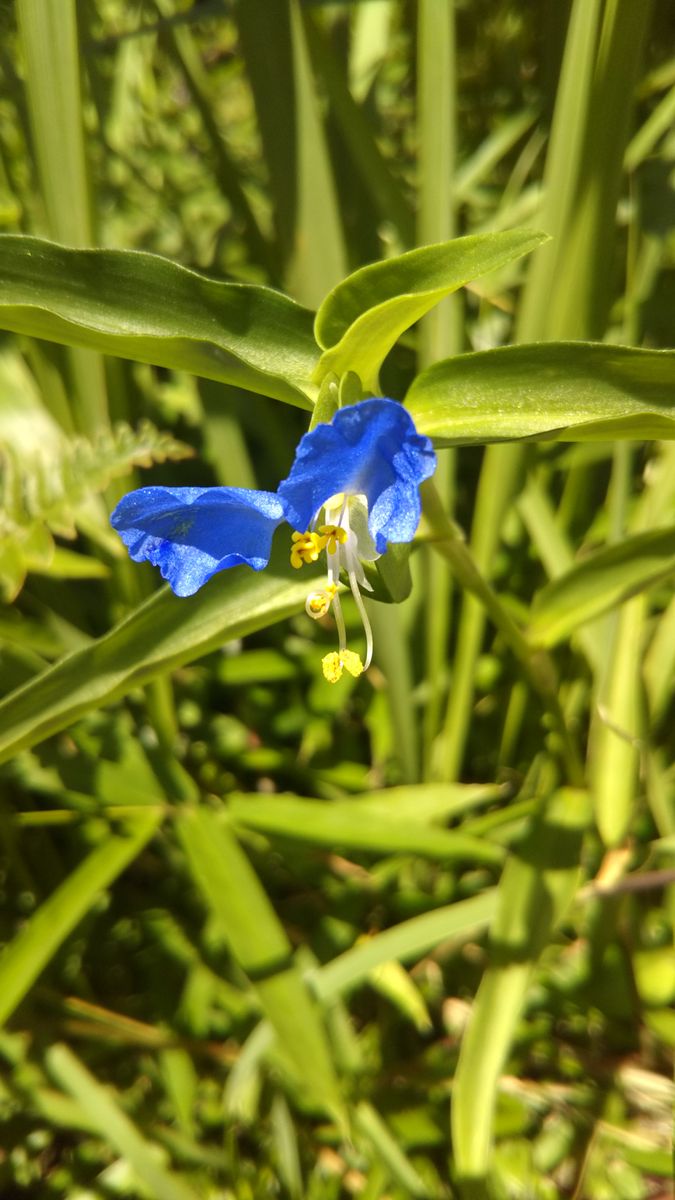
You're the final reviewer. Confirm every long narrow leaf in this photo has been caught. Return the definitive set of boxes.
[46,1044,198,1200]
[0,811,161,1027]
[0,236,318,408]
[407,342,675,443]
[229,794,504,865]
[314,230,546,388]
[451,789,590,1182]
[0,550,314,763]
[177,807,344,1119]
[529,528,675,647]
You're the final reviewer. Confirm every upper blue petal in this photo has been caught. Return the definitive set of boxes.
[111,485,285,596]
[277,398,436,553]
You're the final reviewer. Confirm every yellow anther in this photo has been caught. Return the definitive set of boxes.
[290,530,325,569]
[321,648,364,684]
[305,584,337,620]
[319,524,348,555]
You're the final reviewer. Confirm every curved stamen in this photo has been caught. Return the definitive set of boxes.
[305,583,337,619]
[348,569,373,670]
[302,495,378,681]
[331,589,348,655]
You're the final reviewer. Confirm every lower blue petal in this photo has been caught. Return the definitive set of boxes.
[111,486,285,596]
[277,398,436,552]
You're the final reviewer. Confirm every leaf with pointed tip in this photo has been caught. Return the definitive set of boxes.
[529,527,675,647]
[407,342,675,444]
[0,545,314,764]
[313,229,547,390]
[0,236,318,409]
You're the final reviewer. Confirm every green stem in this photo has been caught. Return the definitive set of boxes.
[416,0,461,776]
[438,444,523,781]
[421,480,583,786]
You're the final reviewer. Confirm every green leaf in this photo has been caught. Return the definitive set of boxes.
[2,419,192,555]
[0,811,161,1028]
[407,342,675,444]
[0,546,315,764]
[229,794,504,865]
[177,807,344,1120]
[312,890,497,1002]
[46,1044,199,1200]
[313,229,547,390]
[31,546,110,579]
[451,789,590,1182]
[354,1102,431,1198]
[528,527,675,647]
[0,236,318,409]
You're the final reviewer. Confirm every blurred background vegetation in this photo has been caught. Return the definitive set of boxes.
[0,0,673,1197]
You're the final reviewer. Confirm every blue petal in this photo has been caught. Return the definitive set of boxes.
[111,486,285,596]
[277,398,436,552]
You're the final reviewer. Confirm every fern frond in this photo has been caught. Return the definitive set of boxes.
[0,420,193,601]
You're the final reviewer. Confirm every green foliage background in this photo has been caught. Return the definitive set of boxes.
[0,1,673,1197]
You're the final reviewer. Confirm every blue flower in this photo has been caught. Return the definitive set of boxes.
[111,398,436,681]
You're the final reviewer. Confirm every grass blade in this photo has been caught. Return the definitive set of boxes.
[16,0,91,245]
[0,810,161,1027]
[177,806,344,1120]
[229,794,505,865]
[313,890,497,1001]
[17,0,108,435]
[451,789,590,1186]
[285,0,347,306]
[0,549,315,763]
[46,1043,198,1200]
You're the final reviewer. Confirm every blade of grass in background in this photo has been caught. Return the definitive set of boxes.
[228,793,505,865]
[177,806,344,1121]
[354,1102,431,1199]
[288,0,347,306]
[528,528,675,645]
[367,598,419,783]
[16,0,90,244]
[591,433,675,846]
[237,0,297,277]
[543,0,654,339]
[437,0,645,782]
[304,11,413,247]
[0,553,315,763]
[312,889,497,1002]
[451,789,590,1191]
[17,0,109,435]
[0,810,161,1028]
[152,0,276,278]
[417,0,461,777]
[517,0,606,342]
[47,1043,199,1200]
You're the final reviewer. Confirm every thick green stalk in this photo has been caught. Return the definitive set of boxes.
[17,0,108,435]
[417,0,461,776]
[516,0,605,341]
[437,446,523,782]
[543,0,654,338]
